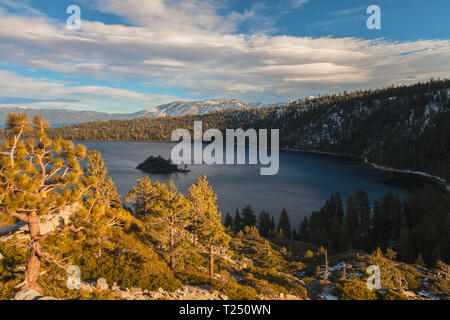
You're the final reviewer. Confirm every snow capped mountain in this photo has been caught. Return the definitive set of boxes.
[132,99,262,118]
[0,99,271,124]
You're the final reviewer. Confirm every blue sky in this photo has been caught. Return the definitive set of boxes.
[0,0,449,113]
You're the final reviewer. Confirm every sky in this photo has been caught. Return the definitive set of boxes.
[0,0,449,113]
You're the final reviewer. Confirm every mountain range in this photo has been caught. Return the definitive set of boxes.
[0,99,271,125]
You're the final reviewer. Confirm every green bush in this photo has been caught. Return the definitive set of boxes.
[333,280,378,300]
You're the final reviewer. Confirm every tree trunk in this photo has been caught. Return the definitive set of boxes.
[23,211,43,294]
[209,245,214,279]
[170,228,175,270]
[98,238,102,258]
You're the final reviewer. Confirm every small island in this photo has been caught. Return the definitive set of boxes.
[136,155,190,174]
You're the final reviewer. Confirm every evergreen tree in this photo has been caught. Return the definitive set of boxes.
[77,150,123,258]
[233,209,242,234]
[224,212,233,230]
[258,210,271,238]
[298,216,309,242]
[188,175,230,278]
[241,205,256,228]
[277,208,291,239]
[414,253,426,267]
[0,114,88,293]
[344,196,359,249]
[372,191,402,249]
[85,150,121,209]
[126,179,191,270]
[354,189,372,251]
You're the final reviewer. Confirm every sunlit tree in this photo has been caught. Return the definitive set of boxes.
[0,113,87,293]
[188,175,230,278]
[126,177,190,270]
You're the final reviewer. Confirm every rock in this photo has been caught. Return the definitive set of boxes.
[80,282,94,293]
[136,156,190,174]
[14,289,43,300]
[37,296,58,300]
[96,278,109,291]
[13,288,59,300]
[111,282,120,291]
[402,290,417,298]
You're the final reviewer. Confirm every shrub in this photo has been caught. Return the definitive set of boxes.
[332,280,378,300]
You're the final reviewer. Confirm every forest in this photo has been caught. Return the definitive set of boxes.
[0,113,449,300]
[30,79,450,182]
[1,80,449,300]
[226,186,450,267]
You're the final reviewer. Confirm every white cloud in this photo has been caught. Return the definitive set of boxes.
[291,0,310,8]
[0,0,448,110]
[0,70,179,112]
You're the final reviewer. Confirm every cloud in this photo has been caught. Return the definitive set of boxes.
[291,0,310,8]
[0,70,179,112]
[0,0,448,110]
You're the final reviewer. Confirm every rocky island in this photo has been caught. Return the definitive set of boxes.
[136,155,190,174]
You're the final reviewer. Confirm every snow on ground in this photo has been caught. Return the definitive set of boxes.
[322,293,338,300]
[418,291,440,300]
[329,262,347,272]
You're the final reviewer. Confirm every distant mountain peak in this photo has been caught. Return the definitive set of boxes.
[0,98,270,124]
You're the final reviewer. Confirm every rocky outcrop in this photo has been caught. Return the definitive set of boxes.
[13,289,58,300]
[80,278,227,300]
[136,156,190,174]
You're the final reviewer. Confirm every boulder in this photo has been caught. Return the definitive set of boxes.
[14,289,43,300]
[96,278,109,291]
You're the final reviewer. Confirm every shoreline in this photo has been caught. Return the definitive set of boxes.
[72,140,449,192]
[282,147,450,192]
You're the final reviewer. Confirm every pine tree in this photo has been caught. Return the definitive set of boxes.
[344,196,359,249]
[266,215,278,239]
[414,253,426,267]
[0,114,88,293]
[126,178,191,270]
[241,205,256,228]
[277,208,291,239]
[85,150,121,209]
[77,150,123,258]
[298,216,309,242]
[354,189,372,251]
[188,175,230,278]
[333,192,345,224]
[257,210,271,238]
[224,212,233,230]
[233,209,242,234]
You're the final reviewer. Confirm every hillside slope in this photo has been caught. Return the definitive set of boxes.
[45,80,450,181]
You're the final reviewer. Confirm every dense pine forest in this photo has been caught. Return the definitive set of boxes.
[227,186,449,267]
[32,79,450,182]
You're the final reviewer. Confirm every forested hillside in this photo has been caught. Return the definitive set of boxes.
[1,114,449,301]
[39,79,450,182]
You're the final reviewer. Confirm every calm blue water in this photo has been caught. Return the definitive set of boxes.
[79,141,431,227]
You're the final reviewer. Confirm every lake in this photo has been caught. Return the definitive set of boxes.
[79,141,431,227]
